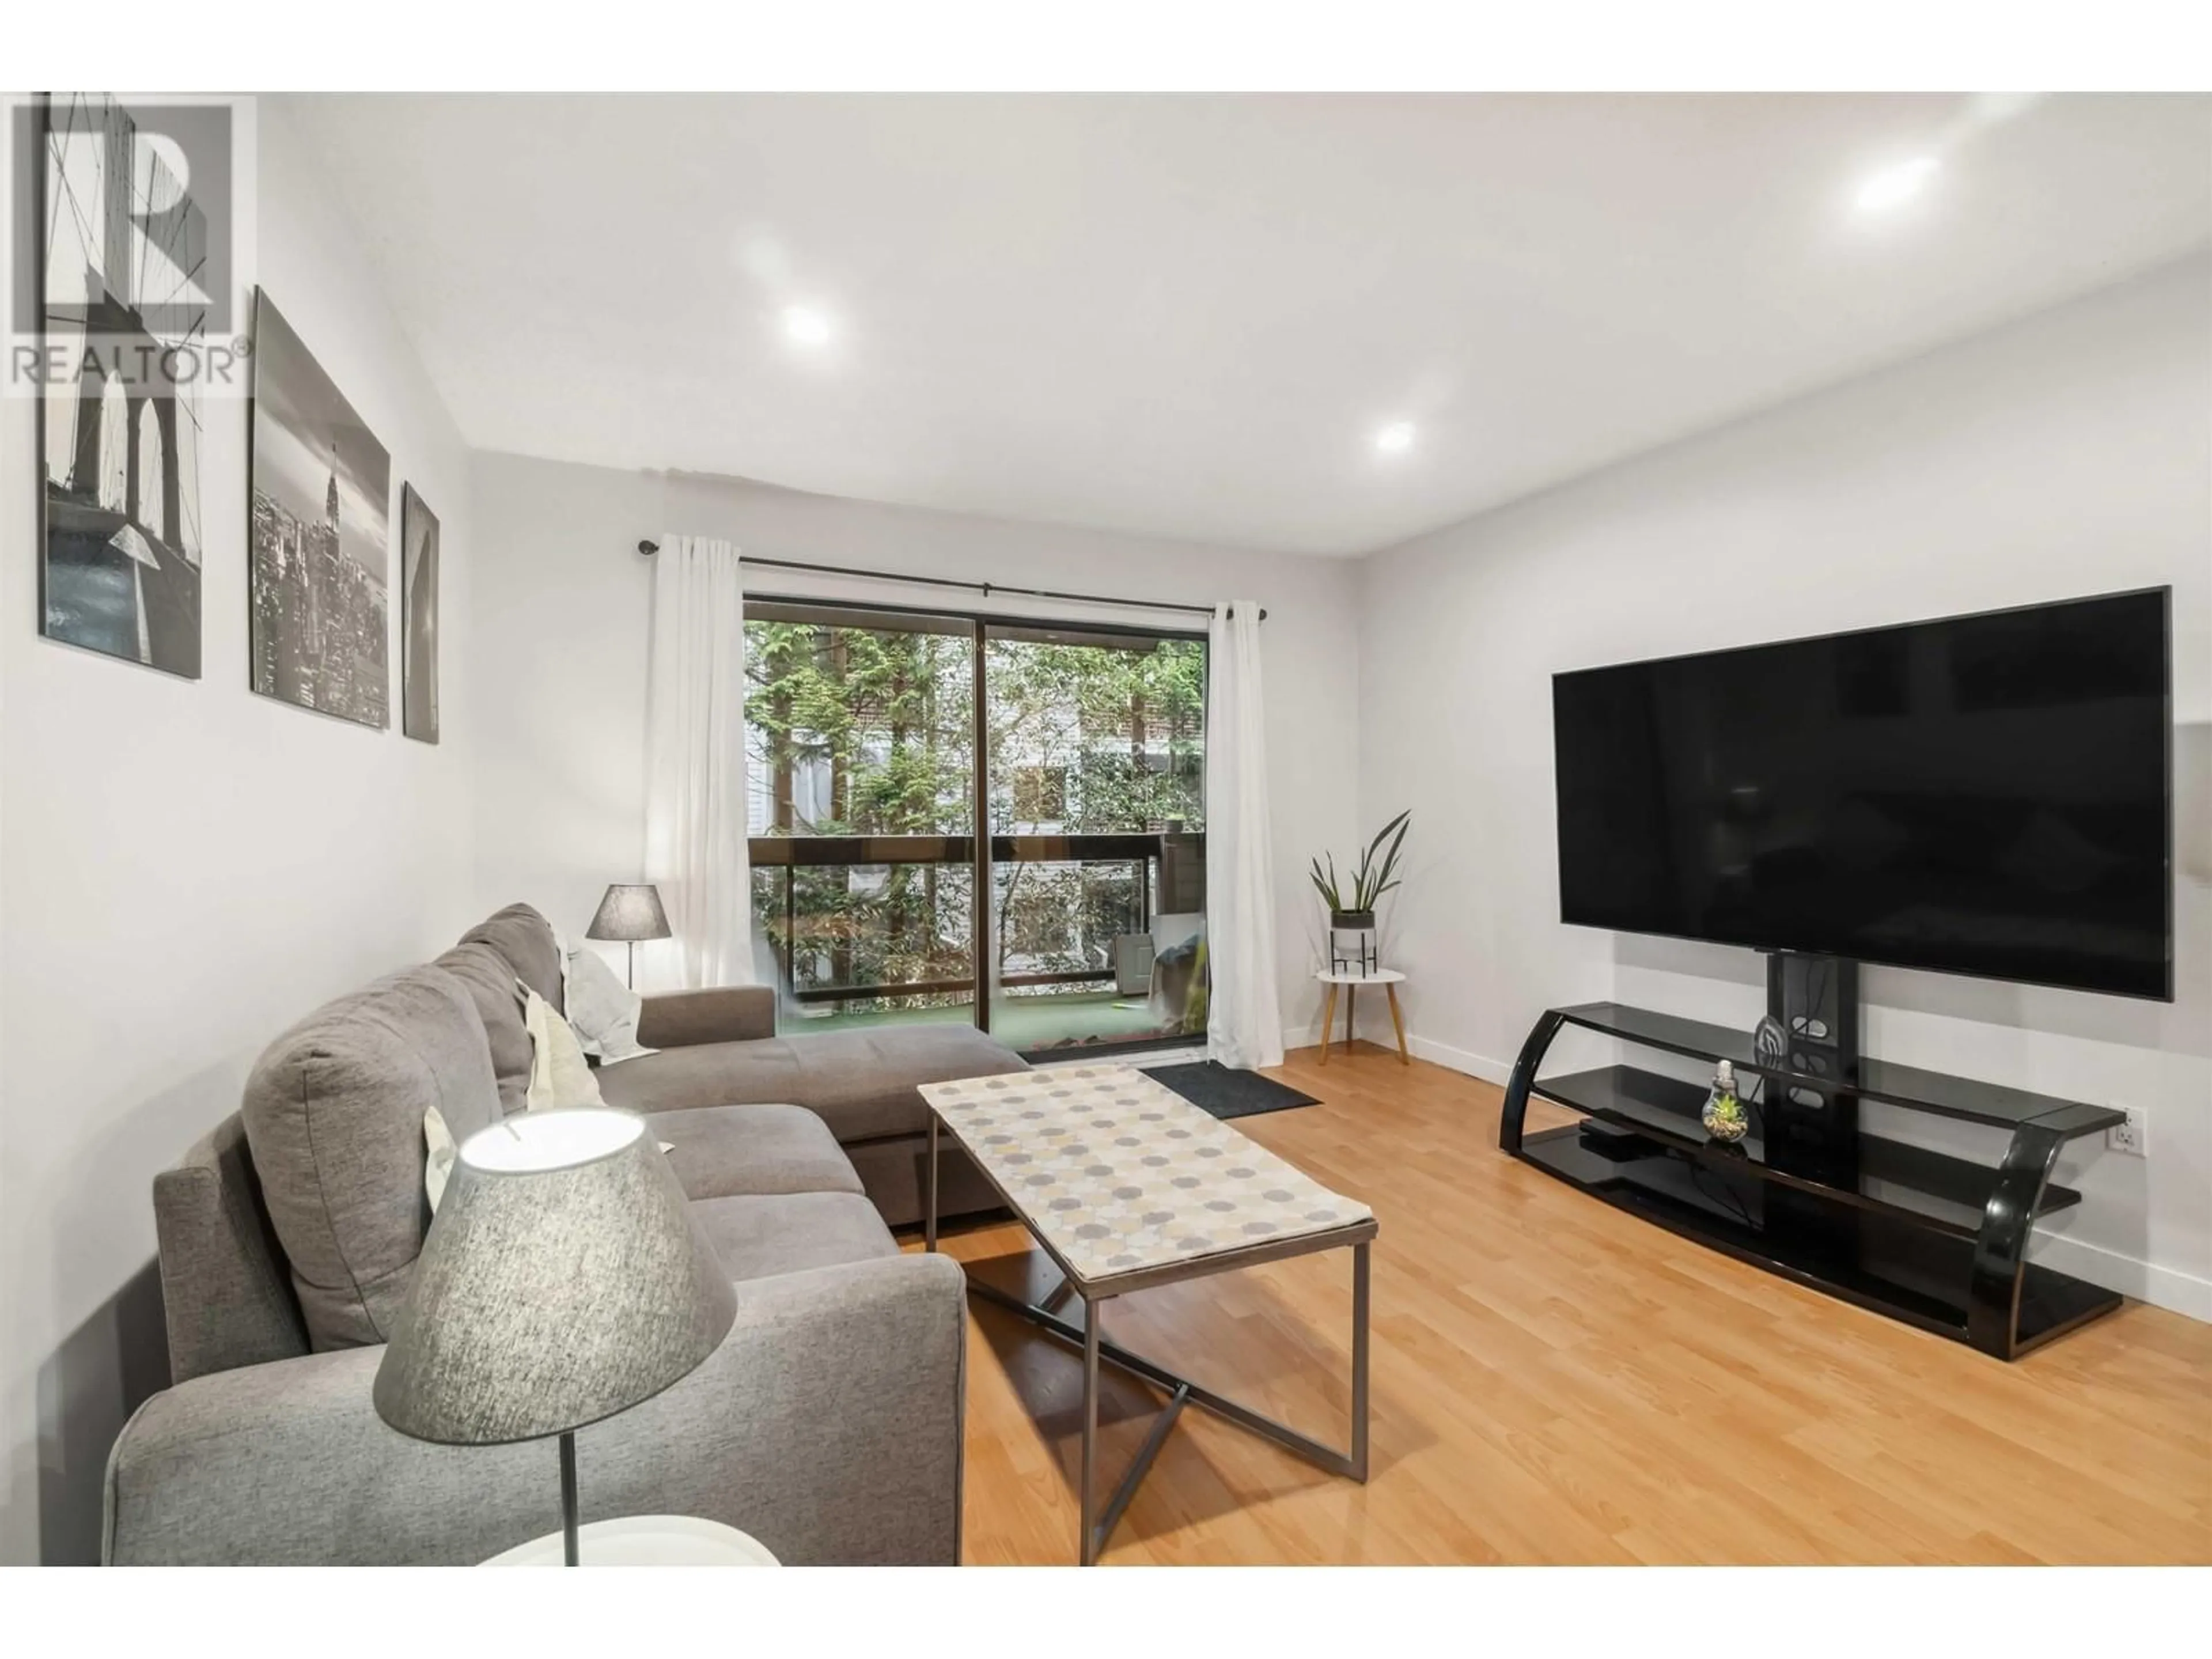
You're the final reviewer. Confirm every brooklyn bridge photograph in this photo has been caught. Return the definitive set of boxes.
[248,289,391,728]
[37,93,207,678]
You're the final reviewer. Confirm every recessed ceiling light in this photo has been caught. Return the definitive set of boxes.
[1375,422,1415,453]
[783,306,834,345]
[1855,157,1939,215]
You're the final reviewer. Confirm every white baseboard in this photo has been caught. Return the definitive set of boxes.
[1403,1033,1514,1087]
[2028,1232,2212,1324]
[1280,1020,1514,1085]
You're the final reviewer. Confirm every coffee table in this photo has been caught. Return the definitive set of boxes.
[919,1063,1376,1565]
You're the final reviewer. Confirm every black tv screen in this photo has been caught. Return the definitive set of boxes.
[1552,589,2172,1000]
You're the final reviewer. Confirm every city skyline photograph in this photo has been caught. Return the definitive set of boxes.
[248,288,391,728]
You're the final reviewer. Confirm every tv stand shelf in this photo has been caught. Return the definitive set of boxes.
[1502,1001,2126,1359]
[1542,1003,2124,1135]
[1532,1065,2086,1237]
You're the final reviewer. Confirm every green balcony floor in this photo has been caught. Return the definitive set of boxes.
[789,987,1194,1058]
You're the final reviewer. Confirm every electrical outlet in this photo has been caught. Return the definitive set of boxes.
[2106,1105,2149,1158]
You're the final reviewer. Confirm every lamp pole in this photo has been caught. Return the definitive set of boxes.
[559,1430,580,1566]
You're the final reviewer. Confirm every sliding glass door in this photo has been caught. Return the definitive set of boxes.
[744,599,1206,1059]
[746,604,979,1033]
[984,622,1207,1054]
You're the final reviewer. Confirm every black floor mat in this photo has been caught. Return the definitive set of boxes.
[1143,1059,1319,1121]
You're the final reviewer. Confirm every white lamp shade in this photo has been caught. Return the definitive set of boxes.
[373,1108,734,1446]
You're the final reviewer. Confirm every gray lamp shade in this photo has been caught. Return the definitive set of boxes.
[586,883,672,943]
[373,1108,735,1446]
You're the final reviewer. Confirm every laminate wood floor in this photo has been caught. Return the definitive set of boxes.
[907,1041,2212,1565]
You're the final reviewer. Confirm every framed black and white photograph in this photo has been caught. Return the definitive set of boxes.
[36,93,206,679]
[248,289,391,729]
[400,483,440,743]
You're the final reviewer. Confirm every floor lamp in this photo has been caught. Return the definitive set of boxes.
[587,882,673,990]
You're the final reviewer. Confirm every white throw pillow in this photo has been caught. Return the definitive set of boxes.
[522,984,605,1112]
[562,943,657,1066]
[425,1105,458,1212]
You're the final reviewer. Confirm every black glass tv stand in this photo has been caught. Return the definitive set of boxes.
[1498,969,2126,1359]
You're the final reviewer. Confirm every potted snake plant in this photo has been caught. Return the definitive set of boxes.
[1310,810,1410,974]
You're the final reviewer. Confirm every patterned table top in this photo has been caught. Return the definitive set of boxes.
[919,1064,1373,1287]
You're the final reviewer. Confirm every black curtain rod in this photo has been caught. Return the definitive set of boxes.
[634,542,1264,620]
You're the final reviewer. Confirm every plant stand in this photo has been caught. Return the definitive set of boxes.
[1315,969,1409,1066]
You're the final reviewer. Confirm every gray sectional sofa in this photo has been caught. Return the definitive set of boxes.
[103,903,1027,1566]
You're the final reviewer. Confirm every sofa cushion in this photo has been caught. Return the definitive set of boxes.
[459,903,565,1016]
[635,985,775,1048]
[690,1191,899,1283]
[240,965,503,1351]
[434,942,533,1115]
[597,1025,1029,1144]
[842,1132,1002,1230]
[646,1104,865,1200]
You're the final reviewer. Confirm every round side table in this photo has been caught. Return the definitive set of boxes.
[482,1515,780,1566]
[1314,968,1409,1066]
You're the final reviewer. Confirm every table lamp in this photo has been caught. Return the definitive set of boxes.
[373,1108,736,1565]
[586,882,672,988]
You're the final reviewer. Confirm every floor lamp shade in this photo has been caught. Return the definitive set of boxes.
[586,884,673,944]
[373,1109,736,1446]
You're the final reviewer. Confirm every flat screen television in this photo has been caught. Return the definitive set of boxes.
[1552,588,2172,1001]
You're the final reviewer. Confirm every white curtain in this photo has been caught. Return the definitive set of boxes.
[643,536,753,988]
[1204,601,1283,1069]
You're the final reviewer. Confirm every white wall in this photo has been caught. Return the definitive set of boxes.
[0,97,478,1563]
[467,454,1364,1050]
[1357,253,2212,1320]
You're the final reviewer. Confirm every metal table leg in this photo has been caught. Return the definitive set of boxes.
[964,1236,1374,1565]
[1351,1240,1370,1480]
[925,1112,939,1252]
[1080,1301,1101,1566]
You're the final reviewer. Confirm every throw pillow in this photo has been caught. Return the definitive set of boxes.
[563,942,657,1065]
[522,984,605,1112]
[239,964,502,1351]
[425,1105,459,1211]
[435,942,536,1115]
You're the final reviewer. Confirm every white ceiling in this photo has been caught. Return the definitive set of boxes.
[291,93,2212,557]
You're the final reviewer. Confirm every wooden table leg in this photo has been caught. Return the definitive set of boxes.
[1344,986,1357,1055]
[1319,983,1338,1065]
[1385,983,1411,1066]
